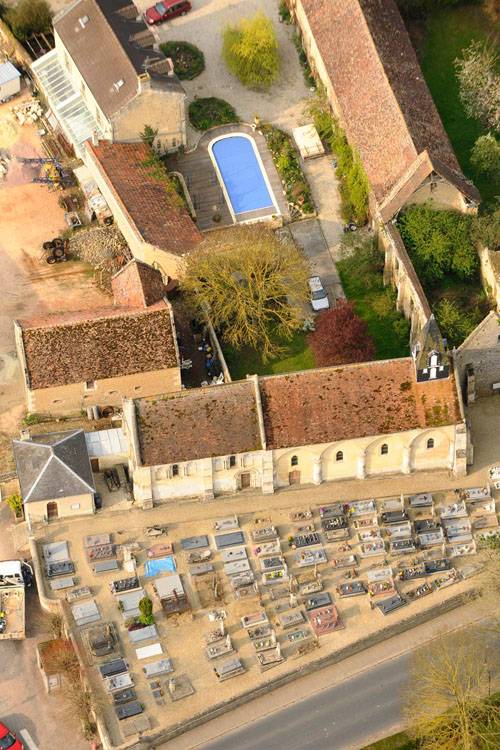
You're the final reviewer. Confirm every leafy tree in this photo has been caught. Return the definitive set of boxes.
[307,301,375,367]
[397,205,478,285]
[138,596,154,626]
[434,298,475,348]
[183,226,309,361]
[455,40,500,133]
[405,630,500,750]
[223,12,280,89]
[471,134,500,180]
[5,0,52,40]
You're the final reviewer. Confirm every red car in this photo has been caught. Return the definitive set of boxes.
[144,0,191,25]
[0,723,23,750]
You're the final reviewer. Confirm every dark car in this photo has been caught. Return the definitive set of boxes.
[0,722,23,750]
[145,0,191,25]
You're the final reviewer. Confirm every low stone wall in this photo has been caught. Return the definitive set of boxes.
[478,243,500,311]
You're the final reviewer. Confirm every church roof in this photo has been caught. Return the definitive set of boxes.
[13,429,95,503]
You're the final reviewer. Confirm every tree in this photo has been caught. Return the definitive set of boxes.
[5,0,52,41]
[138,596,154,626]
[471,134,500,180]
[405,630,500,750]
[397,205,478,285]
[455,41,500,133]
[140,124,158,148]
[307,301,375,367]
[472,207,500,251]
[183,226,309,361]
[434,298,475,348]
[223,12,280,89]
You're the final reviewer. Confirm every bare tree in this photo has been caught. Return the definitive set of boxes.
[405,630,500,750]
[183,226,309,360]
[455,41,500,133]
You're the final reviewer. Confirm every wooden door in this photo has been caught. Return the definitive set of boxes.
[240,473,251,489]
[46,501,58,520]
[289,470,301,485]
[90,458,99,472]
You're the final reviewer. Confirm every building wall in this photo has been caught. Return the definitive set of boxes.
[54,31,113,140]
[477,244,500,310]
[24,367,181,416]
[112,86,186,151]
[409,176,469,213]
[25,492,94,524]
[126,421,463,504]
[455,312,500,398]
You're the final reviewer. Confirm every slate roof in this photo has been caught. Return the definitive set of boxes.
[54,0,183,120]
[111,258,168,308]
[259,359,461,450]
[19,304,178,390]
[299,0,479,214]
[135,381,262,465]
[13,429,95,503]
[87,141,203,255]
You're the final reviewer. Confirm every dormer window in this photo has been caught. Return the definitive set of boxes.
[113,79,124,92]
[79,15,89,28]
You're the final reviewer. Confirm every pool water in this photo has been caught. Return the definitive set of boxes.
[211,135,275,216]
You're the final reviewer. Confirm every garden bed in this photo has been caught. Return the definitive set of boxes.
[159,41,205,80]
[188,97,239,131]
[260,124,315,218]
[336,238,410,360]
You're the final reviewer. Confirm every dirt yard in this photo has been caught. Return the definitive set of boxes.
[0,99,111,460]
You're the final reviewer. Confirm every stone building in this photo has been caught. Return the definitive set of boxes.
[122,357,467,505]
[289,0,480,222]
[12,429,96,524]
[31,0,186,157]
[15,260,182,416]
[455,312,500,401]
[83,141,202,277]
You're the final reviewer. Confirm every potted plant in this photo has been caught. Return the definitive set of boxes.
[6,493,24,522]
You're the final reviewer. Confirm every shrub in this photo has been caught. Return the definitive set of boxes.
[223,12,279,89]
[159,41,205,80]
[434,298,476,348]
[308,300,375,367]
[4,0,51,40]
[5,493,23,517]
[138,596,154,626]
[293,32,315,88]
[397,204,478,285]
[188,97,238,130]
[279,1,291,23]
[470,134,500,180]
[260,124,314,215]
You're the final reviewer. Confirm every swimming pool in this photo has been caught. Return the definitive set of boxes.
[209,134,277,219]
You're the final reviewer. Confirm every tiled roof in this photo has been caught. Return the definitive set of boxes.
[54,0,182,119]
[136,381,262,465]
[87,141,203,255]
[13,429,95,503]
[20,304,178,390]
[299,0,479,211]
[259,359,461,450]
[111,258,168,308]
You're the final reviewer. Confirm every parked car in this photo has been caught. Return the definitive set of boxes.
[308,276,330,311]
[144,0,191,25]
[0,722,23,750]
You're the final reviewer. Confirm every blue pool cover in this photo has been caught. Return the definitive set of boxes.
[211,136,274,215]
[144,556,176,577]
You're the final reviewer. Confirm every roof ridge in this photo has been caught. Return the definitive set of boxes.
[53,452,95,494]
[21,304,167,331]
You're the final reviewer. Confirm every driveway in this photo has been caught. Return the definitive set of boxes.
[138,0,312,143]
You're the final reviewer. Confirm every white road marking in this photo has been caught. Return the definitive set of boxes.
[20,729,39,750]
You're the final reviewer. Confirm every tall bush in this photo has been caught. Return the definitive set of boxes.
[223,12,279,89]
[5,0,52,40]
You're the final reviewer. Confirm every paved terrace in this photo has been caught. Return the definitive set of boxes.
[166,124,290,231]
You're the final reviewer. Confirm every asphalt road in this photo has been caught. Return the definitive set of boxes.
[203,653,410,750]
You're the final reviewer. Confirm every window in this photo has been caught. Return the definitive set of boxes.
[427,438,435,450]
[229,455,236,468]
[336,451,343,462]
[70,503,80,510]
[291,455,299,467]
[381,444,389,455]
[85,380,96,391]
[172,464,179,477]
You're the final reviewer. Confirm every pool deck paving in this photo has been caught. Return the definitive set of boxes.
[167,123,289,231]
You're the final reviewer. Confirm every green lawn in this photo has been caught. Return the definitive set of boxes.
[223,330,316,380]
[361,731,416,750]
[337,243,410,361]
[419,6,500,207]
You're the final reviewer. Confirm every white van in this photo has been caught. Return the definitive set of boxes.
[308,276,330,312]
